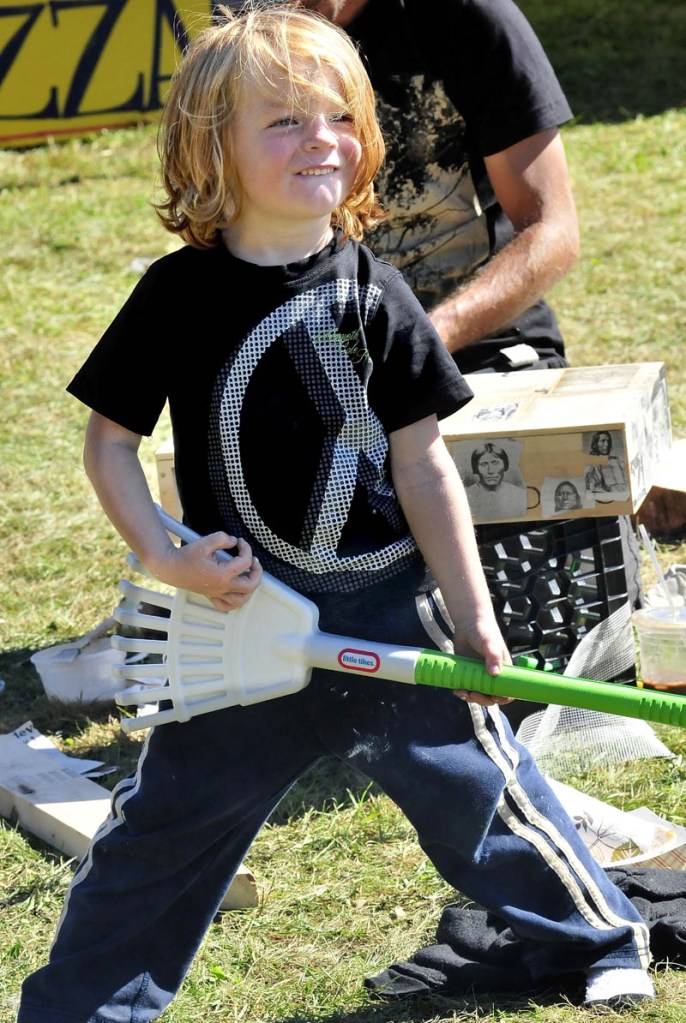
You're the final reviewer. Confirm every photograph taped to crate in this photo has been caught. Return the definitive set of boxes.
[541,476,594,518]
[453,437,528,522]
[583,429,630,503]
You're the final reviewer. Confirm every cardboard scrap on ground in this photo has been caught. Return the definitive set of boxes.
[548,776,686,870]
[0,725,116,861]
[0,724,258,909]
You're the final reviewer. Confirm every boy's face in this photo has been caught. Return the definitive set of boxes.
[230,68,362,233]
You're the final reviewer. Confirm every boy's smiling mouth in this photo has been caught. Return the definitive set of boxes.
[298,166,337,175]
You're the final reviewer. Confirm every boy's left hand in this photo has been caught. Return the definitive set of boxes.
[451,620,513,707]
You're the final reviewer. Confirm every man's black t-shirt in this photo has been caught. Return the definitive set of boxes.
[348,0,574,372]
[68,237,472,594]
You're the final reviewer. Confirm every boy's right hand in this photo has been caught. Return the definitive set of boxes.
[81,412,262,612]
[154,533,263,612]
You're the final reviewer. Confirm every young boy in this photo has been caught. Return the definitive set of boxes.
[18,6,654,1020]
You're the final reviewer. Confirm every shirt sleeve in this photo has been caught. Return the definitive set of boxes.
[66,260,173,437]
[366,268,473,434]
[411,0,573,156]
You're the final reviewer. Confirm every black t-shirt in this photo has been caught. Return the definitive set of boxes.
[348,0,574,372]
[68,237,473,593]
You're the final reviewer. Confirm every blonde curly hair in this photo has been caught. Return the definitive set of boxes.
[156,3,386,248]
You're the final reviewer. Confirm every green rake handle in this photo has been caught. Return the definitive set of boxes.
[414,651,686,728]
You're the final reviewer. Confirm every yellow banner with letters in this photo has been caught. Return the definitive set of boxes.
[0,0,212,148]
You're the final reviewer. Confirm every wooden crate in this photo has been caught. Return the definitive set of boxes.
[440,362,672,525]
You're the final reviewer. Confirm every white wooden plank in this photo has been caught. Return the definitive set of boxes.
[0,733,257,909]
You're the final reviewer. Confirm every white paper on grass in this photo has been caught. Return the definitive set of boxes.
[10,721,115,778]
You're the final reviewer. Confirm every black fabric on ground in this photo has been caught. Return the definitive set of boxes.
[364,867,686,999]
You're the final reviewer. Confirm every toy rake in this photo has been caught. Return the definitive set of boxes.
[110,508,686,733]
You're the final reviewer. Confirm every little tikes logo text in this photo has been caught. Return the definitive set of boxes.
[337,648,380,673]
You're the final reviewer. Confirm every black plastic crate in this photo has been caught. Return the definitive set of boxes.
[475,516,636,677]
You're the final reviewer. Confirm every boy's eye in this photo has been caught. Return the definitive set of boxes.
[266,111,354,129]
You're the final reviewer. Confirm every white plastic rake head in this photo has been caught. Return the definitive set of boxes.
[111,558,320,732]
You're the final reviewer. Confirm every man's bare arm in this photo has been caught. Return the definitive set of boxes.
[429,128,580,353]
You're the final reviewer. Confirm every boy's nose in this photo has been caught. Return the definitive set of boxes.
[304,116,336,149]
